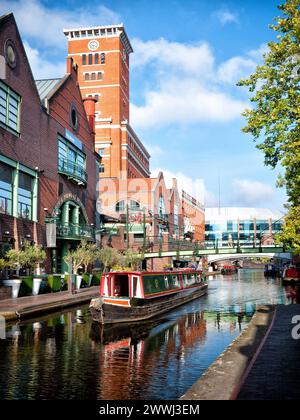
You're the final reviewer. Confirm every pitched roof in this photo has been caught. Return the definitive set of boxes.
[35,78,62,105]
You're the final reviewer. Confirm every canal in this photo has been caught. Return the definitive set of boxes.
[0,269,299,400]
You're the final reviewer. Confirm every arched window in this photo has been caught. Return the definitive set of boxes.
[116,200,125,212]
[130,200,140,211]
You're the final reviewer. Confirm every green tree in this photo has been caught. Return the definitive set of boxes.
[123,249,144,271]
[238,0,300,252]
[7,241,46,274]
[98,247,122,273]
[64,240,99,274]
[275,206,300,253]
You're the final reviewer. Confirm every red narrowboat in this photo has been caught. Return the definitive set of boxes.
[89,270,208,324]
[282,266,300,284]
[221,265,238,275]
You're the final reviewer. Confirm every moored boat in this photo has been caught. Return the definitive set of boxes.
[89,270,208,325]
[282,266,300,284]
[264,264,278,277]
[221,265,238,275]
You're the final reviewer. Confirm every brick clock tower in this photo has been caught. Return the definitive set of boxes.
[64,25,150,180]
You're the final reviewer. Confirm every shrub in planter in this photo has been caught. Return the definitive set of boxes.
[64,240,100,290]
[82,273,90,288]
[92,273,101,286]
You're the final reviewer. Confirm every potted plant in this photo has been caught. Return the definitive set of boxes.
[6,241,46,296]
[81,241,99,287]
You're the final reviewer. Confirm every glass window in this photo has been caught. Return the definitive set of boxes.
[116,201,125,212]
[18,172,33,220]
[97,72,102,80]
[82,55,87,65]
[58,137,86,182]
[98,148,105,157]
[88,54,93,65]
[84,73,89,81]
[95,53,99,64]
[0,162,13,215]
[130,200,140,211]
[99,164,105,173]
[0,81,21,134]
[91,73,96,81]
[101,53,106,64]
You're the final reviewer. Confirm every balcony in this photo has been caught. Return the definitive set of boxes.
[56,223,95,241]
[58,158,87,186]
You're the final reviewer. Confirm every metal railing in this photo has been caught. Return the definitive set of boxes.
[56,223,95,241]
[133,235,284,254]
[58,158,87,184]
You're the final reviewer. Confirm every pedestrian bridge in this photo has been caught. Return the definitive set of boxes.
[207,252,291,264]
[143,241,288,260]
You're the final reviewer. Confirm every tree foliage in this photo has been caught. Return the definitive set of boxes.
[238,0,300,253]
[7,241,46,274]
[123,249,144,271]
[275,206,300,254]
[98,247,123,273]
[64,240,99,274]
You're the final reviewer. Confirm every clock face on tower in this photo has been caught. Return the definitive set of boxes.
[88,40,99,51]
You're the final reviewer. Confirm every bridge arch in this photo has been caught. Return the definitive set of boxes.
[207,253,292,264]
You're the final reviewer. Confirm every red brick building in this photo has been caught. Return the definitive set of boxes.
[0,13,99,274]
[63,25,150,180]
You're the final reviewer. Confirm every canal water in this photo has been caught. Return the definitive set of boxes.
[0,269,299,400]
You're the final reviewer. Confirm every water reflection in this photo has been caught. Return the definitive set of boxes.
[0,269,298,400]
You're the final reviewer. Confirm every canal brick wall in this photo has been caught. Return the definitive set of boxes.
[180,305,275,400]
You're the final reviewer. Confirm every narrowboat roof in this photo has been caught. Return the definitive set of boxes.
[104,270,204,276]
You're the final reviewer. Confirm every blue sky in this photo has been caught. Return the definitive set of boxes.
[0,0,287,211]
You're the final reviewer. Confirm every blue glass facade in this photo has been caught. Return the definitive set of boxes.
[205,217,283,247]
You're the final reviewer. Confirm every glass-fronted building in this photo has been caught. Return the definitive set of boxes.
[205,208,284,247]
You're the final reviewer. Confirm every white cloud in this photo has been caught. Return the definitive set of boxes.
[131,79,247,128]
[24,42,65,80]
[130,38,263,129]
[0,0,121,49]
[230,179,275,207]
[144,144,165,158]
[131,38,215,76]
[214,9,239,26]
[152,168,218,207]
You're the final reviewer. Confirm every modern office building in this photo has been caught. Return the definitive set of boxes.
[205,207,283,247]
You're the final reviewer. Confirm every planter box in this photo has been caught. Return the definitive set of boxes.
[19,277,33,297]
[2,280,22,298]
[82,273,93,288]
[47,275,62,293]
[76,275,82,290]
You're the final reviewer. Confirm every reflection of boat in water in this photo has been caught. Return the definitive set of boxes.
[90,319,164,345]
[90,270,208,325]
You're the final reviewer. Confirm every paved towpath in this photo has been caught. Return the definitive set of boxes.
[237,304,300,400]
[0,286,99,321]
